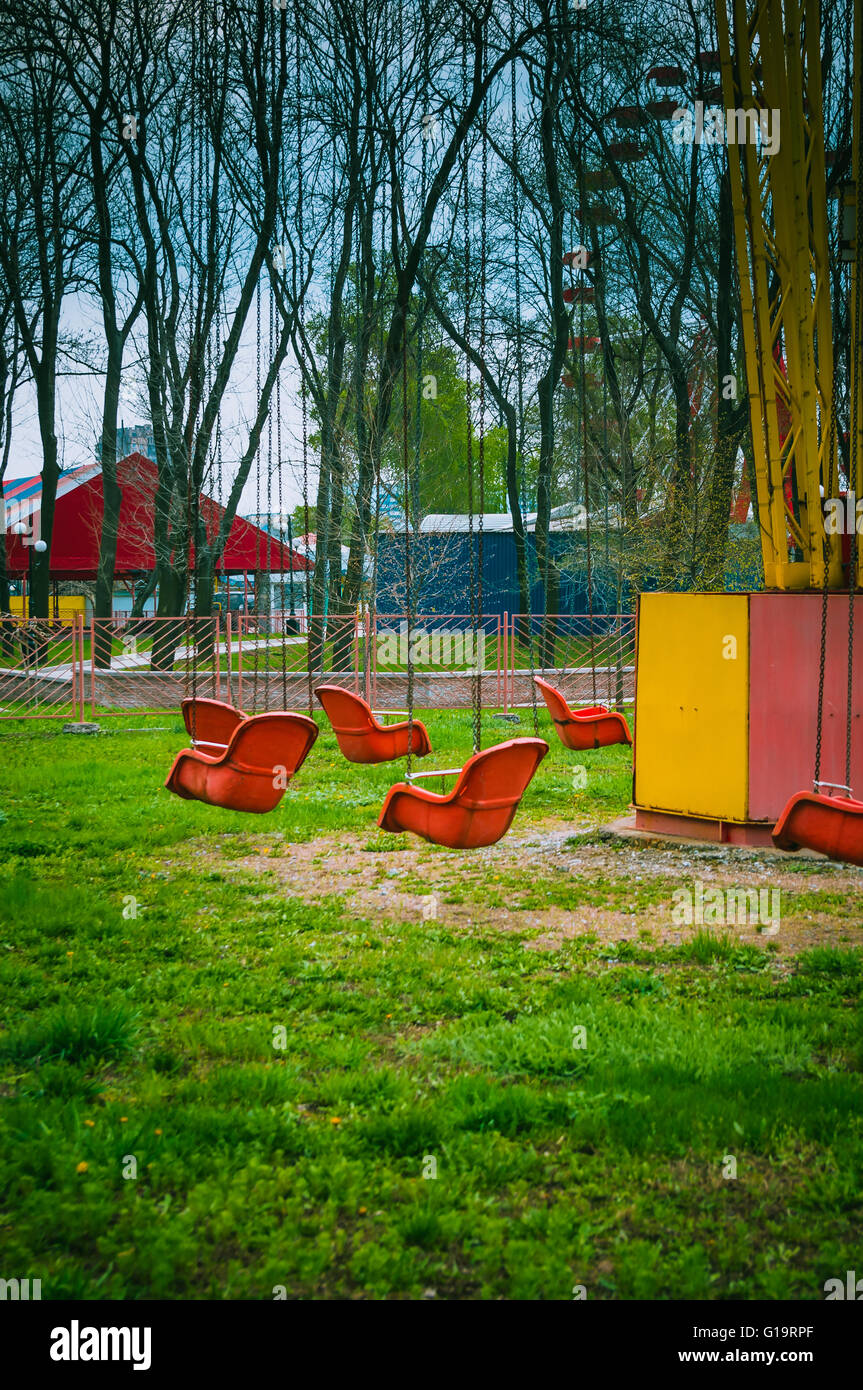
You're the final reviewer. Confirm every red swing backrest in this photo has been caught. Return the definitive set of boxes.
[182,697,245,746]
[534,676,574,722]
[452,738,549,809]
[316,685,377,734]
[227,713,319,777]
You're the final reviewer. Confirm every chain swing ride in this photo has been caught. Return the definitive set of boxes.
[164,0,863,869]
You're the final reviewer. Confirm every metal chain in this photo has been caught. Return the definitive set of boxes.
[406,0,430,770]
[403,293,414,775]
[815,340,838,787]
[253,274,261,709]
[462,10,479,754]
[814,534,829,787]
[294,0,312,714]
[277,358,287,705]
[415,0,428,527]
[477,55,488,753]
[511,2,538,735]
[187,12,201,736]
[846,106,863,792]
[267,250,275,711]
[574,8,597,707]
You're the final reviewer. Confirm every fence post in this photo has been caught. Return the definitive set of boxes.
[237,613,243,708]
[226,611,233,706]
[88,614,95,719]
[215,614,221,700]
[69,614,78,719]
[79,619,86,728]
[363,608,371,705]
[371,611,378,709]
[501,611,507,712]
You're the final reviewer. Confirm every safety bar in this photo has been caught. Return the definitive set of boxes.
[814,781,853,796]
[405,767,461,782]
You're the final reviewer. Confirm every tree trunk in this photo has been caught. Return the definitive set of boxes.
[29,383,59,618]
[94,363,122,667]
[194,552,216,666]
[492,388,528,628]
[702,170,745,590]
[327,449,345,658]
[151,565,185,671]
[663,365,694,586]
[309,455,329,675]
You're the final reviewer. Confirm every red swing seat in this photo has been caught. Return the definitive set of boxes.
[315,684,432,764]
[378,737,549,848]
[181,697,246,756]
[772,790,863,866]
[534,676,632,749]
[165,712,318,812]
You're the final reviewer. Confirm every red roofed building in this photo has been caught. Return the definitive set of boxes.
[2,453,308,580]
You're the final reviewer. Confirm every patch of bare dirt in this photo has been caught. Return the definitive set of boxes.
[188,822,863,959]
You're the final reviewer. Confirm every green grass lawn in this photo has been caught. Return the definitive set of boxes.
[0,710,861,1300]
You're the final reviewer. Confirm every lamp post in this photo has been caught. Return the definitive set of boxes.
[26,537,48,618]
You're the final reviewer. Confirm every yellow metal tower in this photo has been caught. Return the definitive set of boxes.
[716,0,860,590]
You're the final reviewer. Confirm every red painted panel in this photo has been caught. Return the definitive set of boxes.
[749,594,863,820]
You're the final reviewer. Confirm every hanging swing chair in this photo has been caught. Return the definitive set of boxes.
[377,24,551,849]
[166,712,318,813]
[553,160,631,756]
[167,10,315,817]
[181,697,246,756]
[772,786,863,865]
[315,684,432,764]
[534,675,632,750]
[378,737,549,848]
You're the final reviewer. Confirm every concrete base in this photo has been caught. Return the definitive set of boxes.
[62,722,101,734]
[607,814,824,858]
[634,806,778,847]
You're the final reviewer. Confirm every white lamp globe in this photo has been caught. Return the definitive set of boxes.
[33,539,47,553]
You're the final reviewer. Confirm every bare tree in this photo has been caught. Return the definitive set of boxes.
[0,7,90,617]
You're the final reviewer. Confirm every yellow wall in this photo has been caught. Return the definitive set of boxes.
[8,596,86,623]
[634,593,750,821]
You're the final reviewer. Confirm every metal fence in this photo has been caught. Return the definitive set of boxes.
[0,611,635,718]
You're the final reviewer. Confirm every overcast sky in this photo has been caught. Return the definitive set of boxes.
[6,287,313,521]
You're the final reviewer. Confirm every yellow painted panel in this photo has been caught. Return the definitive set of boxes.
[8,596,86,621]
[634,593,750,821]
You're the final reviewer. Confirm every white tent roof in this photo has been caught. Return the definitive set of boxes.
[417,504,589,534]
